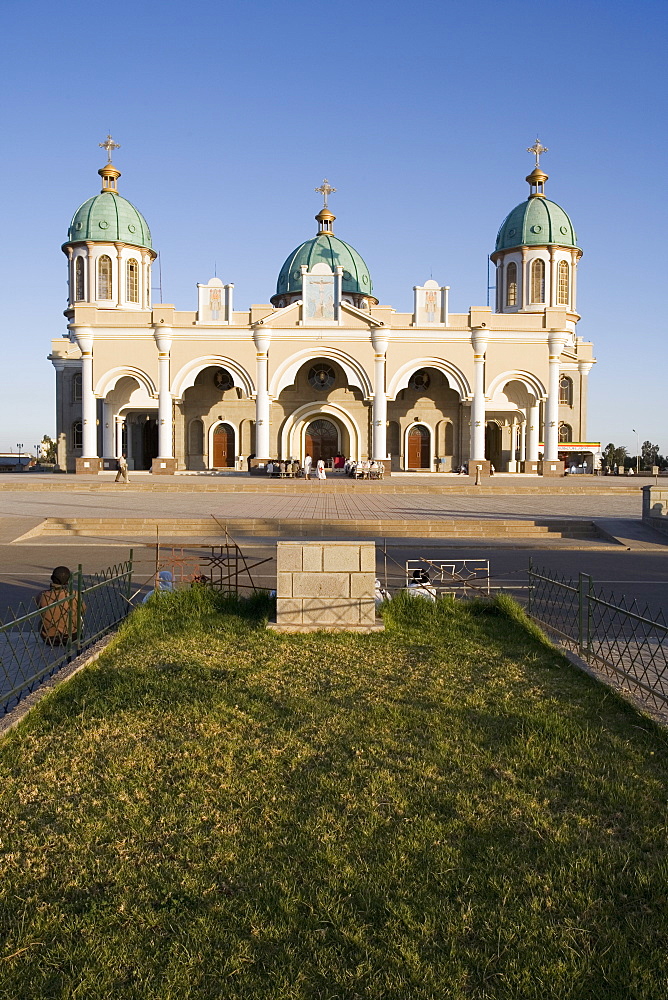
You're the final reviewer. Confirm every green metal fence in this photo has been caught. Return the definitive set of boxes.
[527,560,668,715]
[0,554,134,715]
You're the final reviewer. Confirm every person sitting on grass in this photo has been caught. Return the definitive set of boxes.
[36,566,84,645]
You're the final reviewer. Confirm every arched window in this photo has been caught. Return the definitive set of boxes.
[72,421,83,450]
[98,255,112,299]
[75,257,85,301]
[559,375,573,406]
[126,258,139,303]
[530,258,545,303]
[71,372,82,403]
[558,260,569,305]
[506,262,517,307]
[558,422,572,443]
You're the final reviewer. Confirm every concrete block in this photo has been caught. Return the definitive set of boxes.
[349,572,375,599]
[276,543,302,573]
[302,545,323,573]
[323,545,360,572]
[359,544,377,573]
[276,572,293,597]
[292,572,350,599]
[276,598,302,624]
[302,598,359,625]
[358,599,377,625]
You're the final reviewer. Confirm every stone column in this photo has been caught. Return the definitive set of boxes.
[152,326,175,473]
[549,248,557,307]
[570,250,578,312]
[102,402,114,461]
[578,361,593,441]
[115,416,125,459]
[73,327,100,473]
[115,244,123,307]
[508,415,517,472]
[469,328,488,469]
[371,330,388,463]
[520,248,528,309]
[253,325,271,460]
[86,243,95,303]
[542,332,567,467]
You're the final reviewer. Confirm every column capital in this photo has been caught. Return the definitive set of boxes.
[578,360,594,375]
[253,326,271,353]
[371,331,388,354]
[471,328,489,355]
[153,326,172,353]
[72,326,94,354]
[548,330,567,355]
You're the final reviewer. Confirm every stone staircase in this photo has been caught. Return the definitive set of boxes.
[22,516,603,542]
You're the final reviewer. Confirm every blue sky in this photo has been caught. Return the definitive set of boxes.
[1,0,667,455]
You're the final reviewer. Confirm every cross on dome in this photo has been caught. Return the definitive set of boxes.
[315,179,336,209]
[99,133,121,163]
[527,138,548,167]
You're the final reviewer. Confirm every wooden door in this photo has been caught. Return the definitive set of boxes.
[305,419,338,463]
[407,425,429,468]
[213,424,234,467]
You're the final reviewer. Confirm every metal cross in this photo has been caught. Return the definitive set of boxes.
[527,138,548,167]
[99,133,121,163]
[315,179,336,208]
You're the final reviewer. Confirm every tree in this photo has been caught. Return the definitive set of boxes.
[602,443,627,471]
[641,441,659,470]
[40,435,57,463]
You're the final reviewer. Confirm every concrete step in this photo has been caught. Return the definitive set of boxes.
[24,516,602,541]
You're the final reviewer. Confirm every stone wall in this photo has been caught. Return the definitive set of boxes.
[642,485,668,536]
[270,541,381,632]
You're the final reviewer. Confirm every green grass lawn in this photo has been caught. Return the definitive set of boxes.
[0,589,667,1000]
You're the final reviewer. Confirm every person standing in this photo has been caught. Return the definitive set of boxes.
[316,459,326,480]
[115,454,129,483]
[304,453,313,480]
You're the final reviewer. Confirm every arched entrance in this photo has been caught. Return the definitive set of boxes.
[407,425,430,469]
[212,424,235,468]
[305,419,339,463]
[485,422,502,471]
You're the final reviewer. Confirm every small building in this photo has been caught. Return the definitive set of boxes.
[50,138,596,475]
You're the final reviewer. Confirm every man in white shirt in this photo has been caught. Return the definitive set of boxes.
[304,454,313,480]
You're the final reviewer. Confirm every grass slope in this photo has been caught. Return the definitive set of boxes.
[0,589,666,1000]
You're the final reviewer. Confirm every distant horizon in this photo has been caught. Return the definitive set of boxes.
[1,0,666,455]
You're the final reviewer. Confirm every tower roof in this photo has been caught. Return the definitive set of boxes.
[495,196,578,251]
[274,233,374,299]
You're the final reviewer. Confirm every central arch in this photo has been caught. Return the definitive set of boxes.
[280,402,363,463]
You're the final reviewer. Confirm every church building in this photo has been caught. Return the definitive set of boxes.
[50,138,597,475]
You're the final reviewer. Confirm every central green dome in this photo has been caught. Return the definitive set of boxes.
[495,196,578,252]
[275,233,373,299]
[66,191,152,249]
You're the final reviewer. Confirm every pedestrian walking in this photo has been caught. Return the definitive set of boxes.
[115,454,130,483]
[304,454,313,480]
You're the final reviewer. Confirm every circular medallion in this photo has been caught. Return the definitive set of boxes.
[362,274,368,284]
[99,220,109,230]
[128,224,136,233]
[292,270,301,281]
[213,368,234,391]
[75,222,82,231]
[507,228,516,237]
[531,224,542,234]
[308,364,335,391]
[560,225,569,235]
[342,270,352,281]
[409,369,431,392]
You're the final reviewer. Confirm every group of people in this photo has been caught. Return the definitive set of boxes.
[344,459,383,479]
[265,455,328,480]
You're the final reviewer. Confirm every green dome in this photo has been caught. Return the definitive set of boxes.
[495,197,578,252]
[66,191,152,249]
[275,234,373,298]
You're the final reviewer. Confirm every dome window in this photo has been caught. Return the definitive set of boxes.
[506,262,517,307]
[97,255,112,300]
[558,422,572,443]
[530,259,545,303]
[126,258,139,303]
[75,257,85,301]
[558,260,569,305]
[559,375,573,406]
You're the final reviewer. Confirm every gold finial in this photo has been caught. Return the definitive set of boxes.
[99,133,121,164]
[527,138,548,168]
[315,179,336,209]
